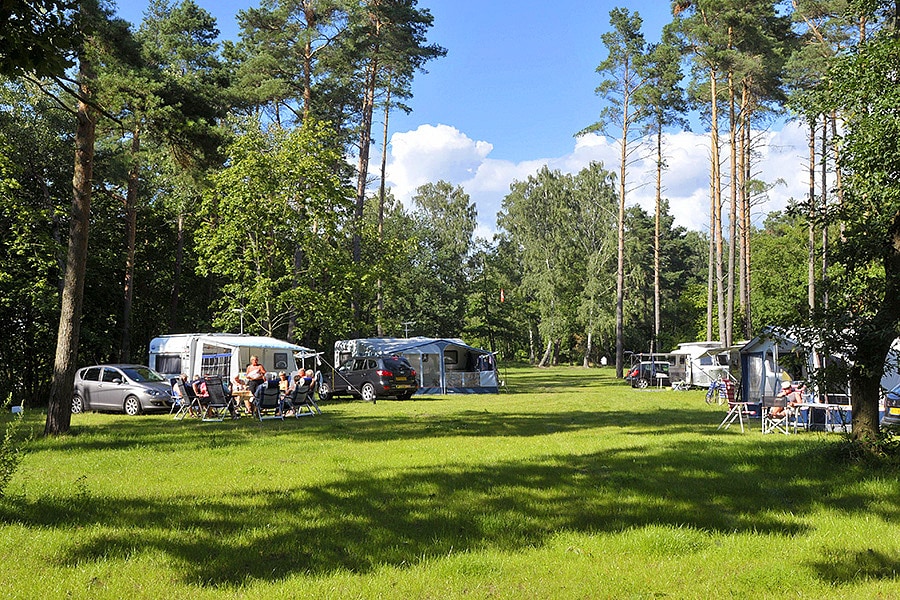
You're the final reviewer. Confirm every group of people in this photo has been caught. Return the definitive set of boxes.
[171,354,319,418]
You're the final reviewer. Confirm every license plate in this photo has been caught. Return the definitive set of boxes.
[890,407,900,415]
[395,376,407,381]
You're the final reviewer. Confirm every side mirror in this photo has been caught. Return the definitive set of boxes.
[113,378,123,384]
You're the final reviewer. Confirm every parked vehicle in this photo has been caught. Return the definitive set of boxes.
[625,361,671,389]
[72,364,173,415]
[884,383,900,428]
[319,355,418,402]
[148,333,315,382]
[333,337,498,394]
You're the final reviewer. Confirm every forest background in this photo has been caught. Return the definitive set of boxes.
[2,0,900,443]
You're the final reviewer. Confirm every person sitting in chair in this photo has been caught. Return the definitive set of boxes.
[253,378,282,416]
[770,380,805,417]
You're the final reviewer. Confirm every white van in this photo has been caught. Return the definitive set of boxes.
[148,333,316,381]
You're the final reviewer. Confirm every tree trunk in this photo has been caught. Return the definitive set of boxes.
[711,72,725,344]
[808,118,816,313]
[351,43,379,337]
[529,326,535,364]
[583,330,592,368]
[742,107,753,338]
[852,210,900,441]
[168,210,184,331]
[302,3,316,122]
[119,127,139,363]
[538,338,553,368]
[737,85,750,339]
[46,53,96,436]
[615,84,629,378]
[706,66,719,343]
[654,122,662,349]
[725,67,737,347]
[376,78,392,336]
[820,114,828,311]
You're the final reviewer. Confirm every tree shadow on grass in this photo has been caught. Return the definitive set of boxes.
[809,548,900,584]
[37,405,727,454]
[4,433,899,588]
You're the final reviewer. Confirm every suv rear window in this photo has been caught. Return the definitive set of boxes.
[383,358,410,370]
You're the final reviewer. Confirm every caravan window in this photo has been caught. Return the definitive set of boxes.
[273,352,289,370]
[444,350,458,365]
[155,354,182,375]
[201,347,231,378]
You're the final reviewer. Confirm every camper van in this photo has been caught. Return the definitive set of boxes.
[148,333,315,382]
[670,342,740,388]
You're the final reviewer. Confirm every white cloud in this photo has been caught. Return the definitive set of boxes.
[382,120,811,239]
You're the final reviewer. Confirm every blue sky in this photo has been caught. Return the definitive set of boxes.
[114,1,808,237]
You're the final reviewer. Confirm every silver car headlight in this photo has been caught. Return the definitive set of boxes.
[145,389,162,397]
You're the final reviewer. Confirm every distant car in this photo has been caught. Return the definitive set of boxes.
[884,384,900,428]
[73,364,173,416]
[625,361,671,388]
[318,355,418,402]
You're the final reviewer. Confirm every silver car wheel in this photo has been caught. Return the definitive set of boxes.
[72,395,84,414]
[124,395,141,416]
[361,382,376,403]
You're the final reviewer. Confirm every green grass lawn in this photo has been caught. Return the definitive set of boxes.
[2,366,899,599]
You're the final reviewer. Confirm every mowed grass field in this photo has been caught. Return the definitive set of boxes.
[1,365,899,599]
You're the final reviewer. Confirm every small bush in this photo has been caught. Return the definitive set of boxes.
[0,396,27,498]
[836,427,900,468]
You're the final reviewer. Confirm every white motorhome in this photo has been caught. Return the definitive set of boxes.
[670,341,741,388]
[148,333,316,381]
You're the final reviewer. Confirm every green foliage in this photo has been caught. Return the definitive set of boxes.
[749,211,811,328]
[0,397,28,499]
[405,181,476,337]
[0,0,80,78]
[196,118,355,343]
[499,163,619,364]
[0,80,72,404]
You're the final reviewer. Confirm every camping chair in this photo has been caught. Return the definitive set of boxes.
[254,380,284,421]
[717,401,752,432]
[283,382,313,417]
[203,375,236,422]
[761,396,791,434]
[173,381,201,420]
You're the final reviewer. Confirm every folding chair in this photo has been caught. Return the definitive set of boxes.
[761,397,790,434]
[254,380,284,421]
[203,376,236,422]
[717,402,751,432]
[173,381,201,420]
[284,383,318,417]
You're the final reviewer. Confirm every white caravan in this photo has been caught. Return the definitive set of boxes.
[670,341,741,388]
[149,333,316,381]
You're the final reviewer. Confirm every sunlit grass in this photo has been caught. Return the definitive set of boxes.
[1,365,899,598]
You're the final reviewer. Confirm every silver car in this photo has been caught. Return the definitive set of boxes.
[72,364,173,416]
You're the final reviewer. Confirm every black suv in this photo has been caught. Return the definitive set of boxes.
[319,355,418,402]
